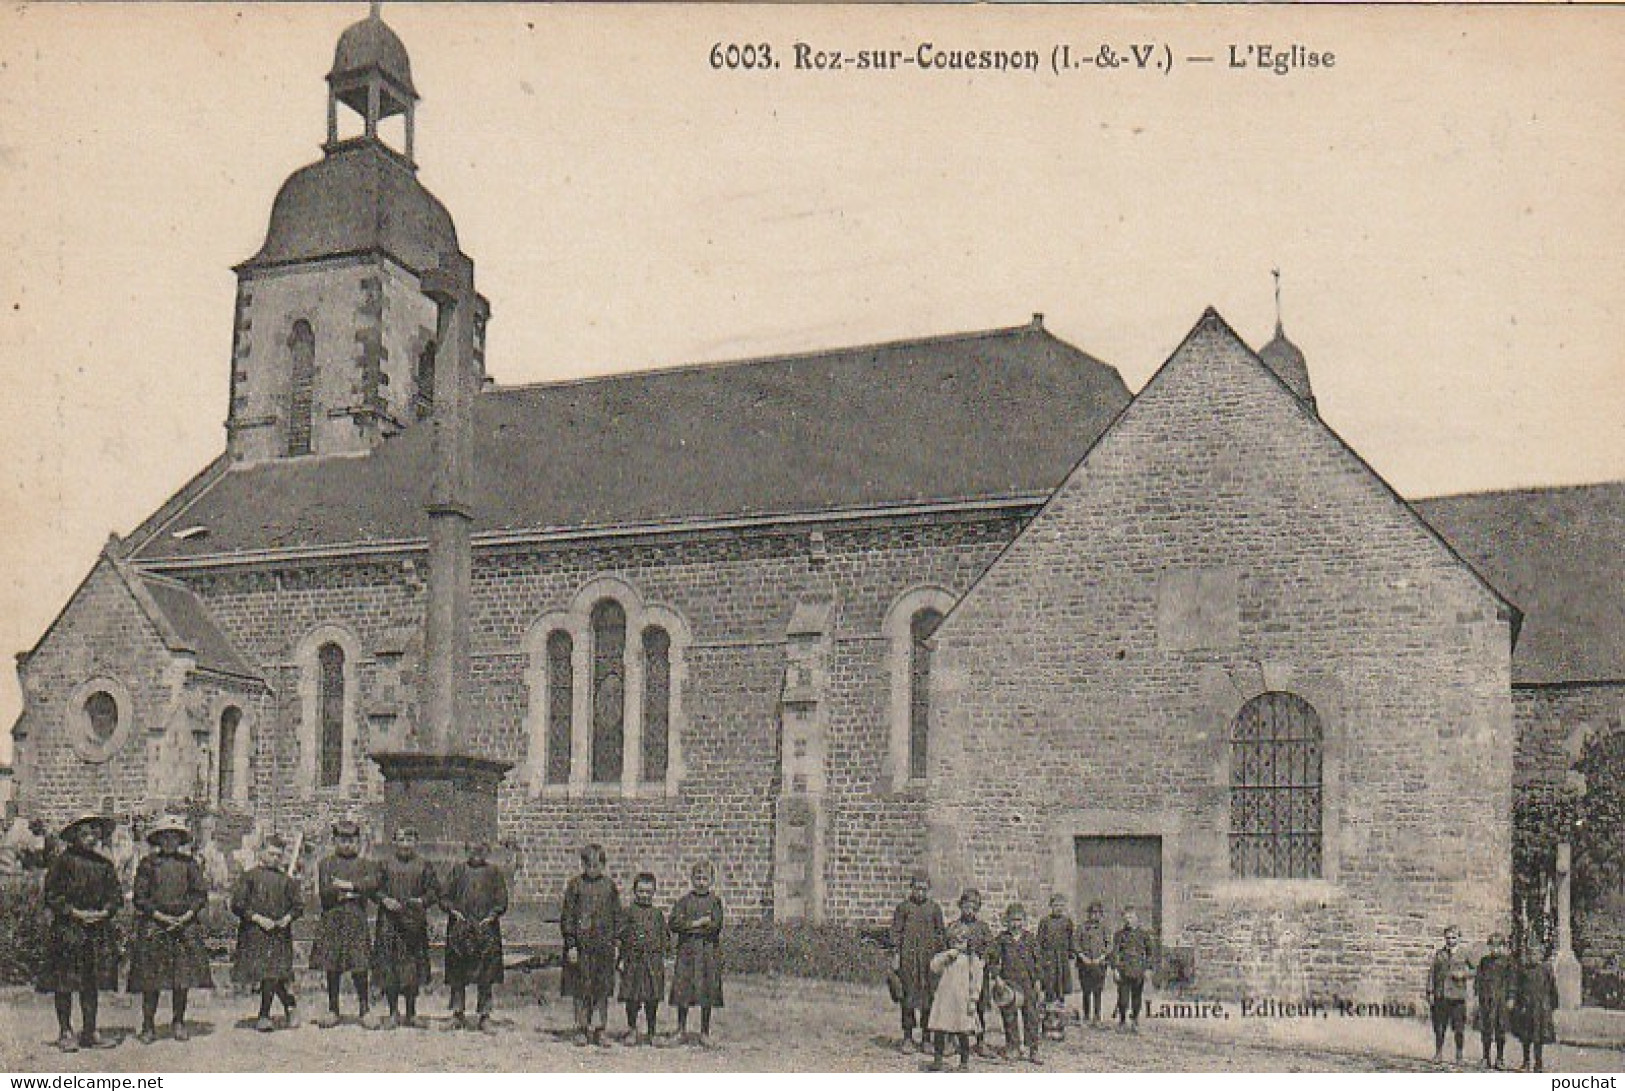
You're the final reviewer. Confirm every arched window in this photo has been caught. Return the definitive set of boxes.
[908,607,944,781]
[642,626,671,782]
[318,642,346,788]
[287,319,316,456]
[546,630,573,786]
[218,706,242,804]
[414,338,437,421]
[84,690,119,743]
[590,600,626,783]
[1230,692,1323,879]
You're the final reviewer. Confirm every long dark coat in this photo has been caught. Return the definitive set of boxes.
[1474,951,1514,1036]
[1510,960,1558,1045]
[443,861,507,987]
[561,873,621,1004]
[618,901,669,1006]
[371,854,440,990]
[37,844,122,993]
[668,890,724,1008]
[890,896,946,1010]
[230,864,303,984]
[1036,913,1075,1000]
[126,850,213,992]
[310,853,378,973]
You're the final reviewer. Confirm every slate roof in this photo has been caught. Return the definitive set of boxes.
[131,572,264,683]
[130,322,1131,562]
[1417,482,1625,685]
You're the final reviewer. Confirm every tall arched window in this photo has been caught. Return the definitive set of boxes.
[218,706,241,804]
[287,319,316,456]
[546,630,573,785]
[1230,692,1323,879]
[908,607,944,781]
[590,600,626,783]
[318,642,346,788]
[642,626,670,782]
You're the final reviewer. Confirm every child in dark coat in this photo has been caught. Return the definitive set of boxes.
[1474,932,1514,1069]
[1073,901,1110,1025]
[311,819,379,1028]
[40,814,121,1052]
[1036,894,1075,1039]
[443,839,508,1031]
[889,870,946,1052]
[561,843,621,1046]
[1109,907,1155,1030]
[1511,947,1558,1073]
[618,872,669,1044]
[127,815,212,1043]
[989,902,1042,1064]
[372,826,440,1028]
[230,834,303,1032]
[669,859,724,1046]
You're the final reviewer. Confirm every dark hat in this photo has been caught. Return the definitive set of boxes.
[61,812,112,838]
[332,818,361,837]
[145,814,192,845]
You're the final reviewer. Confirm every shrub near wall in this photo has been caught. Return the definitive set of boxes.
[0,875,45,986]
[722,920,890,985]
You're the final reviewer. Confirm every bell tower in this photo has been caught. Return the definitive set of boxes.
[225,6,488,464]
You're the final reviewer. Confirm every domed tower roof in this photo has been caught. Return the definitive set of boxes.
[1259,321,1315,409]
[237,8,458,274]
[329,12,416,102]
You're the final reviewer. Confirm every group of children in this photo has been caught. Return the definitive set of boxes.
[1427,925,1559,1072]
[889,874,1156,1071]
[38,813,724,1053]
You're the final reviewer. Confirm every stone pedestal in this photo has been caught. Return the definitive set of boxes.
[371,751,511,874]
[1555,841,1583,1009]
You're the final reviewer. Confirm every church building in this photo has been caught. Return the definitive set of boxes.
[13,12,1618,1004]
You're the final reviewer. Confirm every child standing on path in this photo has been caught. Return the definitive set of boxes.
[669,859,724,1047]
[443,839,508,1031]
[372,826,439,1029]
[926,915,985,1071]
[1474,932,1514,1069]
[40,814,121,1052]
[1510,946,1558,1073]
[1109,907,1155,1031]
[617,872,669,1045]
[311,819,379,1029]
[127,815,212,1043]
[989,902,1042,1064]
[1036,894,1075,1040]
[561,843,621,1046]
[889,869,946,1053]
[1426,924,1471,1063]
[230,834,303,1032]
[1073,901,1110,1026]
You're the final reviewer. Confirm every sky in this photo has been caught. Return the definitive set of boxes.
[0,3,1621,761]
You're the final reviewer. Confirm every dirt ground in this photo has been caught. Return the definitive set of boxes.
[2,977,1622,1073]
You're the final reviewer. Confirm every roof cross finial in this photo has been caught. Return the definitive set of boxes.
[369,0,383,21]
[1272,267,1283,334]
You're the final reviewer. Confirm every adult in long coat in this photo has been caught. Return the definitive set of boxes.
[310,819,380,1028]
[561,844,621,1045]
[890,871,946,1052]
[229,834,303,1031]
[443,841,508,1030]
[1510,950,1558,1072]
[371,827,440,1027]
[127,815,213,1042]
[668,860,725,1045]
[39,814,121,1052]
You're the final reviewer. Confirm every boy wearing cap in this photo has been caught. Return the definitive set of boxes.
[1109,907,1155,1031]
[1073,901,1110,1026]
[311,819,380,1028]
[443,839,507,1031]
[230,834,303,1032]
[989,902,1042,1064]
[1474,932,1513,1069]
[373,826,439,1029]
[1427,924,1471,1063]
[40,814,121,1052]
[128,815,213,1043]
[889,869,946,1053]
[561,843,621,1046]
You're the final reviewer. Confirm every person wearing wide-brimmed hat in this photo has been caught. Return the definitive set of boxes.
[127,814,213,1043]
[311,818,380,1028]
[889,869,946,1053]
[230,833,303,1032]
[39,813,121,1052]
[371,825,439,1029]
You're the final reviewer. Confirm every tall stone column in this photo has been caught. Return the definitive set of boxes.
[1554,841,1582,1009]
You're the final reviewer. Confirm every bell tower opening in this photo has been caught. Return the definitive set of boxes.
[326,2,417,164]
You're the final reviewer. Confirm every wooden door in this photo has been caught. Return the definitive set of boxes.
[1074,835,1162,942]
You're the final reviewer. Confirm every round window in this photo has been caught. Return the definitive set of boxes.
[66,677,132,763]
[84,691,119,741]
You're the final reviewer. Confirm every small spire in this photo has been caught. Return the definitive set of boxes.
[1272,267,1284,335]
[370,0,383,20]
